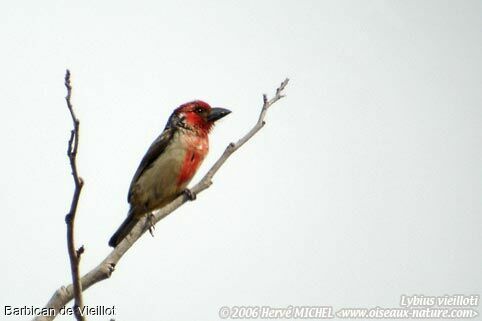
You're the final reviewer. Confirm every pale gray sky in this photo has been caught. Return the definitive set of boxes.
[1,1,481,321]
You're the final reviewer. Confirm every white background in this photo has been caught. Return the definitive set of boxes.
[1,1,481,320]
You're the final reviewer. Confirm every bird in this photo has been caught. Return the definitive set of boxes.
[108,100,231,247]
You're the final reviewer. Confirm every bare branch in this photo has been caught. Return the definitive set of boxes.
[33,78,289,321]
[64,69,86,321]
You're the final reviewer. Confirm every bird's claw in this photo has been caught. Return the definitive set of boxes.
[147,213,156,237]
[183,188,197,201]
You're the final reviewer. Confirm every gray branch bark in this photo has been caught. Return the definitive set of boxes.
[33,78,289,321]
[64,70,86,321]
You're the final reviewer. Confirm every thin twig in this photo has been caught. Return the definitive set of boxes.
[33,78,289,321]
[64,69,86,321]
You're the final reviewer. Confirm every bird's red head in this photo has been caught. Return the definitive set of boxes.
[173,100,231,134]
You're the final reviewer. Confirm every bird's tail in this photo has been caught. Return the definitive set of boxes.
[108,213,140,247]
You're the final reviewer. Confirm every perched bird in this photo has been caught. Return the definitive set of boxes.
[109,101,231,247]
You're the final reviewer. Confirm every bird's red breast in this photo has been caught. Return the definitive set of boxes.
[177,132,209,187]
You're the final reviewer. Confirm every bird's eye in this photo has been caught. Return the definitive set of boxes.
[195,107,204,114]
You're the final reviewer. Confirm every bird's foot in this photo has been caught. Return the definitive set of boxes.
[147,213,156,237]
[183,188,197,201]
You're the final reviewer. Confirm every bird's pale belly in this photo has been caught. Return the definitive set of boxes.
[130,132,207,215]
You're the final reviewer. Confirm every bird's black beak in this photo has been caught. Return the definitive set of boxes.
[207,107,231,122]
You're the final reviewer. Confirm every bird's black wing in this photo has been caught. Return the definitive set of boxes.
[127,126,176,202]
